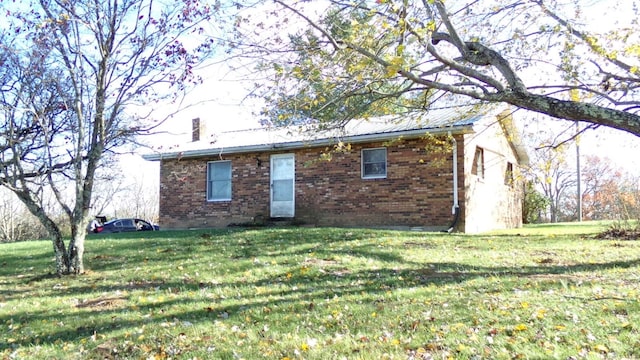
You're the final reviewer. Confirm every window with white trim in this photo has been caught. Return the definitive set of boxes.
[207,160,232,201]
[472,147,484,179]
[362,148,387,179]
[504,162,514,186]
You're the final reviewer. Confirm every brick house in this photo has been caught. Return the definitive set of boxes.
[143,106,528,233]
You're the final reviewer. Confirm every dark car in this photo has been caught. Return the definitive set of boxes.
[90,218,159,234]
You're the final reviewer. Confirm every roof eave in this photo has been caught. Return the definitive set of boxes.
[142,125,474,161]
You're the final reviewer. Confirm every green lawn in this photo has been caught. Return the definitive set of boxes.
[487,220,613,236]
[1,224,639,359]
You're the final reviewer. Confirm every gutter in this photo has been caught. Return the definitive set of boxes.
[446,131,461,233]
[142,125,474,161]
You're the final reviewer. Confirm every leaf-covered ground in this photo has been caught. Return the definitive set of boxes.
[1,225,639,359]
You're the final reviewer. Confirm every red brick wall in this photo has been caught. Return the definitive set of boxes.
[158,136,465,230]
[159,153,271,228]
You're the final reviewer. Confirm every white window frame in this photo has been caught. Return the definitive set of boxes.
[505,162,514,186]
[207,160,232,201]
[472,147,485,179]
[361,147,387,179]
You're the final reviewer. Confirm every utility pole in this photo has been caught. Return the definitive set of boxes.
[576,121,582,222]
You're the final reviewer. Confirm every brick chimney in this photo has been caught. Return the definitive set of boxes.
[192,117,206,142]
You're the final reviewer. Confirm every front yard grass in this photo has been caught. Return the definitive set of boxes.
[1,225,639,359]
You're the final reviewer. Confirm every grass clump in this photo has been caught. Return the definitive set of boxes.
[1,225,640,359]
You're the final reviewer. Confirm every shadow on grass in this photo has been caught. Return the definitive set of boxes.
[0,245,53,275]
[4,254,640,352]
[84,227,413,272]
[2,227,640,353]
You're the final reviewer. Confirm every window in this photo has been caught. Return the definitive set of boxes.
[362,148,387,179]
[207,160,232,201]
[472,147,484,179]
[504,162,514,186]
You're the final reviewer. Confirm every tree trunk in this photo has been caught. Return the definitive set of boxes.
[15,190,71,274]
[69,225,86,274]
[549,201,560,224]
[52,234,70,275]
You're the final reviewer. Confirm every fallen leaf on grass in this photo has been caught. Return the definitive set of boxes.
[533,308,547,320]
[593,344,609,353]
[514,324,528,331]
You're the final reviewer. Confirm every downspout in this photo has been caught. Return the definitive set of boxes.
[446,132,460,233]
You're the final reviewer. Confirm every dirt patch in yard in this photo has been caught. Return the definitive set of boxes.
[75,296,128,310]
[303,257,338,266]
[595,228,640,241]
[303,258,352,276]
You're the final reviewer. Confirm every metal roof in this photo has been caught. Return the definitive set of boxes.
[142,105,494,161]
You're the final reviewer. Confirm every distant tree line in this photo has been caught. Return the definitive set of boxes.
[523,152,640,224]
[0,179,158,243]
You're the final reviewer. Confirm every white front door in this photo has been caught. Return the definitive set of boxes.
[270,154,295,218]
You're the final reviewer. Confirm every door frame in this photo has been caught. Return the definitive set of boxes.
[270,153,295,218]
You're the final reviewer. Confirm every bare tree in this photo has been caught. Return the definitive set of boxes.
[529,144,576,223]
[0,190,34,242]
[92,164,159,223]
[108,180,159,222]
[0,0,216,274]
